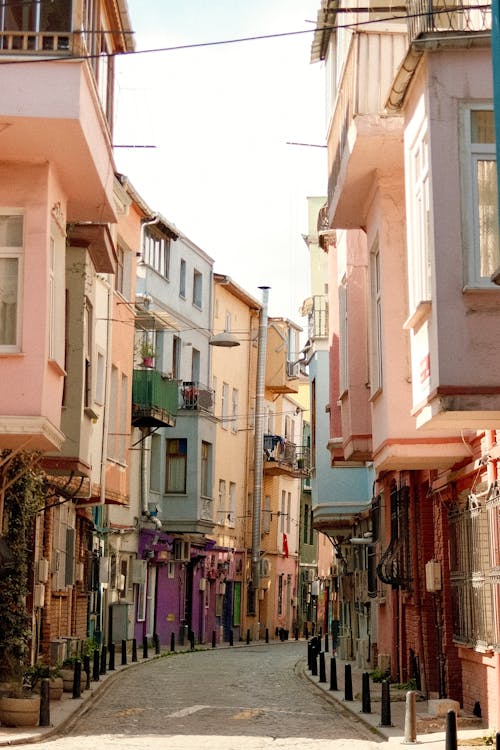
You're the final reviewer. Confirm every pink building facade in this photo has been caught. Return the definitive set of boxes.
[312,0,500,728]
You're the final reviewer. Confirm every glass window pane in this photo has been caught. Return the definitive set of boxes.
[471,110,495,144]
[477,159,500,277]
[0,257,18,345]
[0,215,23,247]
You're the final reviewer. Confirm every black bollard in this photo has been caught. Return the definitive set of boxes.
[121,639,127,666]
[170,632,175,652]
[307,640,313,671]
[212,630,216,648]
[304,624,309,640]
[93,648,100,681]
[189,630,195,650]
[311,622,315,636]
[496,732,500,750]
[311,651,318,676]
[108,642,115,671]
[330,656,338,691]
[246,629,251,645]
[319,626,323,637]
[132,638,138,662]
[380,680,392,727]
[83,655,91,690]
[142,636,148,659]
[324,633,329,653]
[153,632,160,655]
[294,627,299,641]
[229,629,234,646]
[39,677,50,727]
[265,628,269,643]
[344,663,353,701]
[361,672,371,713]
[100,645,107,675]
[72,659,82,699]
[319,651,327,683]
[445,710,457,750]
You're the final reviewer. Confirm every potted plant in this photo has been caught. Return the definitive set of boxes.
[0,450,46,726]
[139,339,156,367]
[25,663,63,702]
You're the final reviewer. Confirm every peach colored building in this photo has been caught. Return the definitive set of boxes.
[312,0,500,728]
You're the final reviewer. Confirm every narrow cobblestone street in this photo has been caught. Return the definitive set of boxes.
[10,642,385,750]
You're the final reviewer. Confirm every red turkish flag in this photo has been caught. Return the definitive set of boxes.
[283,533,289,558]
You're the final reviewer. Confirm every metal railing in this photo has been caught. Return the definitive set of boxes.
[179,381,214,414]
[407,0,491,42]
[263,435,311,473]
[131,370,178,425]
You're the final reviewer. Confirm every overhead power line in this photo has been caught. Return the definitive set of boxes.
[0,7,491,66]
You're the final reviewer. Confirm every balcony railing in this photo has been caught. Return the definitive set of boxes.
[264,434,311,475]
[0,30,75,54]
[407,0,491,43]
[132,370,178,428]
[307,295,328,340]
[179,381,214,414]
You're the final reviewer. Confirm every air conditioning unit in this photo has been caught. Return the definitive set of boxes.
[99,556,110,584]
[131,558,147,585]
[260,558,271,577]
[37,558,49,583]
[33,583,45,608]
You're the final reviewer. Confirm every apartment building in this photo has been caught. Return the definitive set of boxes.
[311,0,500,727]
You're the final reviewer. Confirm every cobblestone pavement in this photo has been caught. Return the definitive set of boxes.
[9,642,387,750]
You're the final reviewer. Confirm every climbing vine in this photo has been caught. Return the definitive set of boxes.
[0,451,46,684]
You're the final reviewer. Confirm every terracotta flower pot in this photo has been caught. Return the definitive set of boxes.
[0,695,41,727]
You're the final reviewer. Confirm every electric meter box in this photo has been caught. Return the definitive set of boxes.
[425,560,442,592]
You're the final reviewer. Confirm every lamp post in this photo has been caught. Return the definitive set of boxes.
[250,286,270,629]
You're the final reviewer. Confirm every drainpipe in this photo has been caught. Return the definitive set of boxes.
[251,286,270,630]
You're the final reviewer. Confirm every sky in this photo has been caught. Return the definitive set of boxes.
[113,0,327,324]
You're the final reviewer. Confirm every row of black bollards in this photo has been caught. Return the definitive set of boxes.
[306,639,392,726]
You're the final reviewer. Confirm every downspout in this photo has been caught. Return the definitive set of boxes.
[251,286,270,628]
[485,431,500,727]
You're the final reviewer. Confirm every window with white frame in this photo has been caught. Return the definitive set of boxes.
[179,259,186,298]
[0,211,23,349]
[231,388,238,433]
[218,479,226,524]
[221,382,229,428]
[143,226,170,279]
[200,441,211,497]
[47,219,68,367]
[339,281,348,394]
[228,482,236,527]
[369,242,383,396]
[165,438,187,493]
[461,105,499,286]
[408,127,432,311]
[193,269,202,308]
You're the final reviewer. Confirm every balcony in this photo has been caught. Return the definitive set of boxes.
[407,0,491,44]
[179,381,214,414]
[132,370,177,429]
[263,435,310,477]
[0,30,72,53]
[303,295,328,341]
[326,31,406,228]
